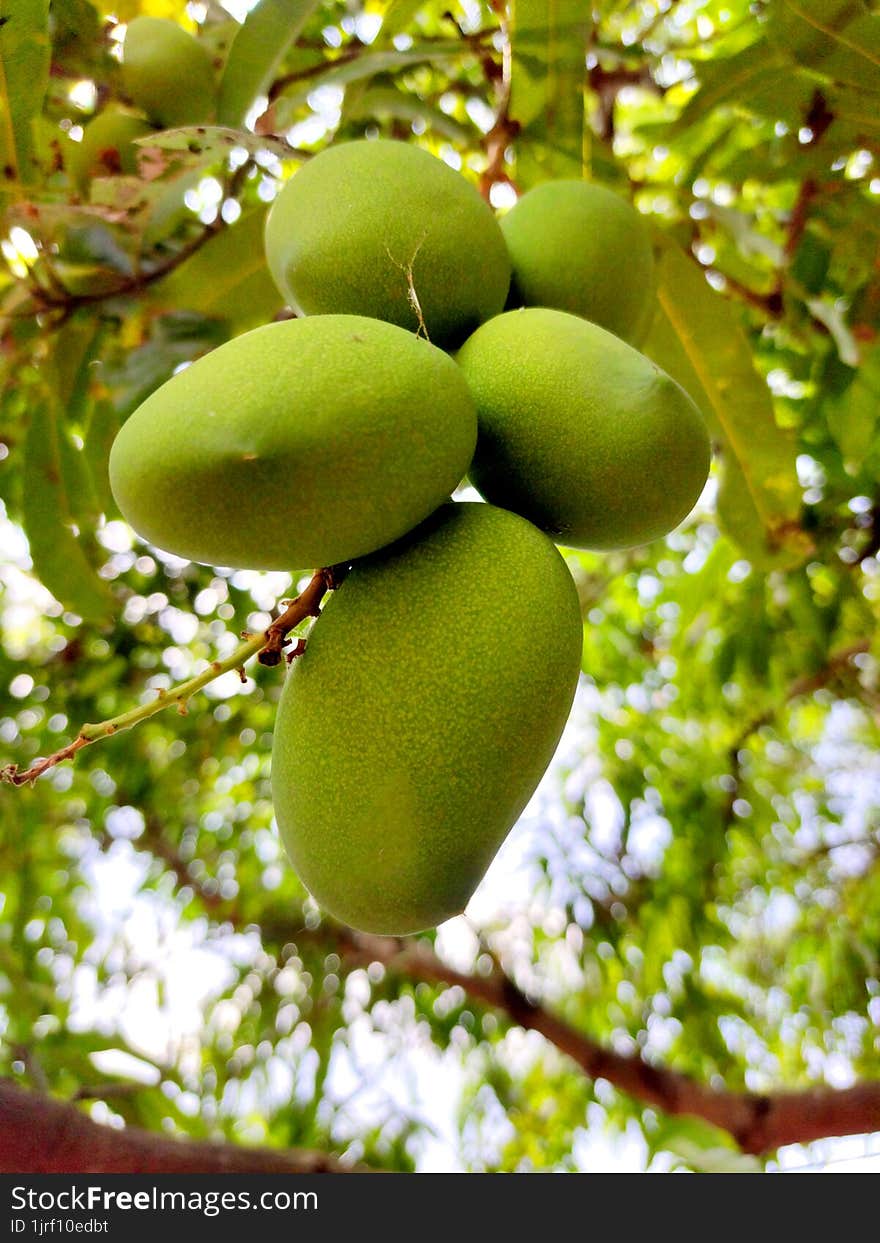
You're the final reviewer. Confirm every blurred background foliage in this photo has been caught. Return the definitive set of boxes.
[1,0,880,1172]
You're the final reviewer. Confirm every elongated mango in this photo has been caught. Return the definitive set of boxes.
[109,316,477,571]
[271,501,583,935]
[502,179,656,344]
[457,308,711,551]
[264,140,511,350]
[122,16,215,128]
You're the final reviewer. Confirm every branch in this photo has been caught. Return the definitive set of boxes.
[731,638,871,752]
[0,1080,369,1173]
[1,568,335,787]
[27,158,256,324]
[301,929,880,1157]
[86,822,880,1158]
[478,14,517,201]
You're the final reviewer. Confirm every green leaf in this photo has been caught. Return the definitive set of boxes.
[21,401,114,624]
[342,84,471,144]
[217,0,322,128]
[153,207,282,331]
[267,43,467,129]
[46,316,104,424]
[510,4,591,185]
[643,238,811,570]
[82,399,121,517]
[134,124,299,168]
[770,1,880,95]
[43,317,106,531]
[380,0,425,38]
[671,40,795,133]
[0,0,51,190]
[825,346,880,466]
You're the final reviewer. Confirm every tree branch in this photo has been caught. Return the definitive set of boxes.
[305,929,880,1156]
[0,1080,369,1173]
[81,822,880,1159]
[731,638,871,753]
[1,568,335,787]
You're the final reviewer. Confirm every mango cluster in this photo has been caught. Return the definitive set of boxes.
[109,139,711,936]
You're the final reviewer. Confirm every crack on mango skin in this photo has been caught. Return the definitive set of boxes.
[385,235,430,341]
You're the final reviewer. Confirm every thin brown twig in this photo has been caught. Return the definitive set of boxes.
[1,568,335,788]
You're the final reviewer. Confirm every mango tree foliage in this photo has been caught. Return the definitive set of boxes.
[0,0,879,1173]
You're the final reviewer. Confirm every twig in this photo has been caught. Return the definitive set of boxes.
[1,569,335,788]
[87,803,880,1158]
[730,638,871,753]
[478,14,517,201]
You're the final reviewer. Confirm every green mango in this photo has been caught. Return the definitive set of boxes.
[121,16,216,128]
[109,316,477,571]
[457,308,711,551]
[264,140,511,351]
[67,108,154,193]
[501,180,655,344]
[272,501,583,935]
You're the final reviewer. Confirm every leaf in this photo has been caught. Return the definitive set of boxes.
[22,401,115,624]
[825,346,880,465]
[0,0,51,190]
[265,43,468,129]
[671,40,796,133]
[134,124,299,168]
[106,311,226,417]
[153,207,282,331]
[380,0,425,38]
[510,3,591,185]
[770,1,880,96]
[82,399,121,517]
[46,315,104,423]
[643,238,811,570]
[217,0,322,128]
[342,84,471,144]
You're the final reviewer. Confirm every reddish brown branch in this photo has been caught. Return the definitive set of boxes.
[732,639,870,752]
[308,930,880,1156]
[0,1080,368,1173]
[57,813,880,1160]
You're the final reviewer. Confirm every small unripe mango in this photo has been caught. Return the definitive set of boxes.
[109,316,477,571]
[457,308,711,550]
[272,501,583,935]
[264,140,511,350]
[502,180,655,344]
[67,109,153,192]
[122,16,215,128]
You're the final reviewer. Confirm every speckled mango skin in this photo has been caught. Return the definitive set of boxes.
[264,140,511,350]
[272,502,583,935]
[67,110,154,193]
[109,316,477,572]
[122,17,215,128]
[458,308,711,551]
[502,180,655,345]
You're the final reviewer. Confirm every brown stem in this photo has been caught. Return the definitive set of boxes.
[0,1080,370,1173]
[299,929,880,1156]
[80,819,880,1160]
[731,639,870,752]
[478,17,517,202]
[30,217,224,325]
